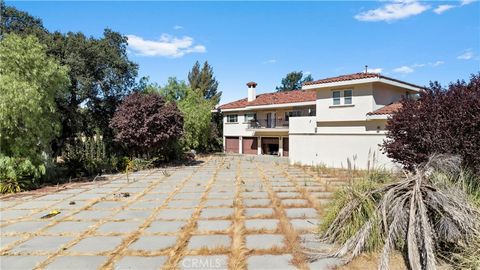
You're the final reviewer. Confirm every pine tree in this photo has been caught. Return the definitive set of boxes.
[188,61,221,104]
[276,71,314,92]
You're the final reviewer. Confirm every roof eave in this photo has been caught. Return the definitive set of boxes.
[217,100,316,112]
[302,77,423,92]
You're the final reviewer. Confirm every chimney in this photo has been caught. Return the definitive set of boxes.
[247,81,257,102]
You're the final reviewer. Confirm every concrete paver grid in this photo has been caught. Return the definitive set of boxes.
[0,155,341,270]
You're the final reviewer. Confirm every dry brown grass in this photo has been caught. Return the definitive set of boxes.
[24,171,161,268]
[255,162,309,270]
[163,157,226,269]
[228,158,248,270]
[98,158,212,269]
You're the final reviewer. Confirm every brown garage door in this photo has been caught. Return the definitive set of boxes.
[225,137,239,153]
[283,137,289,157]
[242,137,258,155]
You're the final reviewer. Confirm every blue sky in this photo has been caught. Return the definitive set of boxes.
[7,1,480,104]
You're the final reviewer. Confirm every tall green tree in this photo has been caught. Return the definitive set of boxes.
[0,34,69,163]
[49,30,138,154]
[276,71,314,92]
[0,1,48,40]
[188,61,221,104]
[160,77,188,101]
[178,88,214,151]
[1,4,139,155]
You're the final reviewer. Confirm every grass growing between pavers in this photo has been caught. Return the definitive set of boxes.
[163,157,228,268]
[0,155,345,269]
[254,162,309,270]
[100,157,212,268]
[228,158,248,270]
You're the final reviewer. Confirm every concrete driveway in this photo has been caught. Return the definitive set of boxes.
[0,155,341,269]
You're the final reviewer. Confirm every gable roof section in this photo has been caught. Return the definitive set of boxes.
[218,90,316,110]
[367,102,402,115]
[303,72,423,90]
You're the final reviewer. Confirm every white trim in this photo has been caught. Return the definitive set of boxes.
[366,114,390,120]
[302,77,422,92]
[218,101,316,112]
[289,132,387,136]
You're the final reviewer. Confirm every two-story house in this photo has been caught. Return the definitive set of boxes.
[216,73,423,169]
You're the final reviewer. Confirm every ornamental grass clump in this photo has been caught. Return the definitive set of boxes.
[311,155,480,270]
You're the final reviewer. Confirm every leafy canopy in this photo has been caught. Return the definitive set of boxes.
[0,34,69,163]
[276,71,313,92]
[1,3,139,155]
[110,92,183,157]
[139,77,215,152]
[383,73,480,173]
[178,88,215,151]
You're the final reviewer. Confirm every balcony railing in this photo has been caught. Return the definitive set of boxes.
[247,119,289,129]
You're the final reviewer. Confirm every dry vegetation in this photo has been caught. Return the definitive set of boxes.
[308,155,480,270]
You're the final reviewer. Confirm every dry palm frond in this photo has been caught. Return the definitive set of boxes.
[308,154,480,270]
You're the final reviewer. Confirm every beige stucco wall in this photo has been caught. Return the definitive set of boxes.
[316,83,374,122]
[289,133,395,169]
[289,116,394,169]
[221,80,413,167]
[372,82,412,110]
[222,105,315,137]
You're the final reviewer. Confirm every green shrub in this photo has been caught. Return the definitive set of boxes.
[131,158,157,171]
[62,135,110,177]
[112,156,130,172]
[0,155,45,193]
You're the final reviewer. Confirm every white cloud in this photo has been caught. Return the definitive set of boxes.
[434,5,455,14]
[393,61,444,73]
[461,0,475,6]
[173,25,183,30]
[457,49,474,60]
[126,34,206,58]
[354,0,430,22]
[393,66,414,74]
[262,59,277,64]
[368,68,383,73]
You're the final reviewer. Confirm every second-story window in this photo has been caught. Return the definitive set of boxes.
[227,114,238,123]
[244,113,256,123]
[332,91,341,105]
[344,90,353,104]
[285,111,301,121]
[332,90,353,105]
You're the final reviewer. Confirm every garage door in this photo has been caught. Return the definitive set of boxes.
[242,137,257,155]
[225,137,239,153]
[283,138,289,157]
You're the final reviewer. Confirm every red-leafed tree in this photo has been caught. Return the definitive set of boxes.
[110,92,183,158]
[383,73,480,173]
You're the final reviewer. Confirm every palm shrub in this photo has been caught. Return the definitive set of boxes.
[0,155,45,193]
[313,155,480,269]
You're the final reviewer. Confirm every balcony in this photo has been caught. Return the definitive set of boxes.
[247,119,289,130]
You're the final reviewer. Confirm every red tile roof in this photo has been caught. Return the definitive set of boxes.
[218,90,316,110]
[304,72,423,89]
[367,102,402,115]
